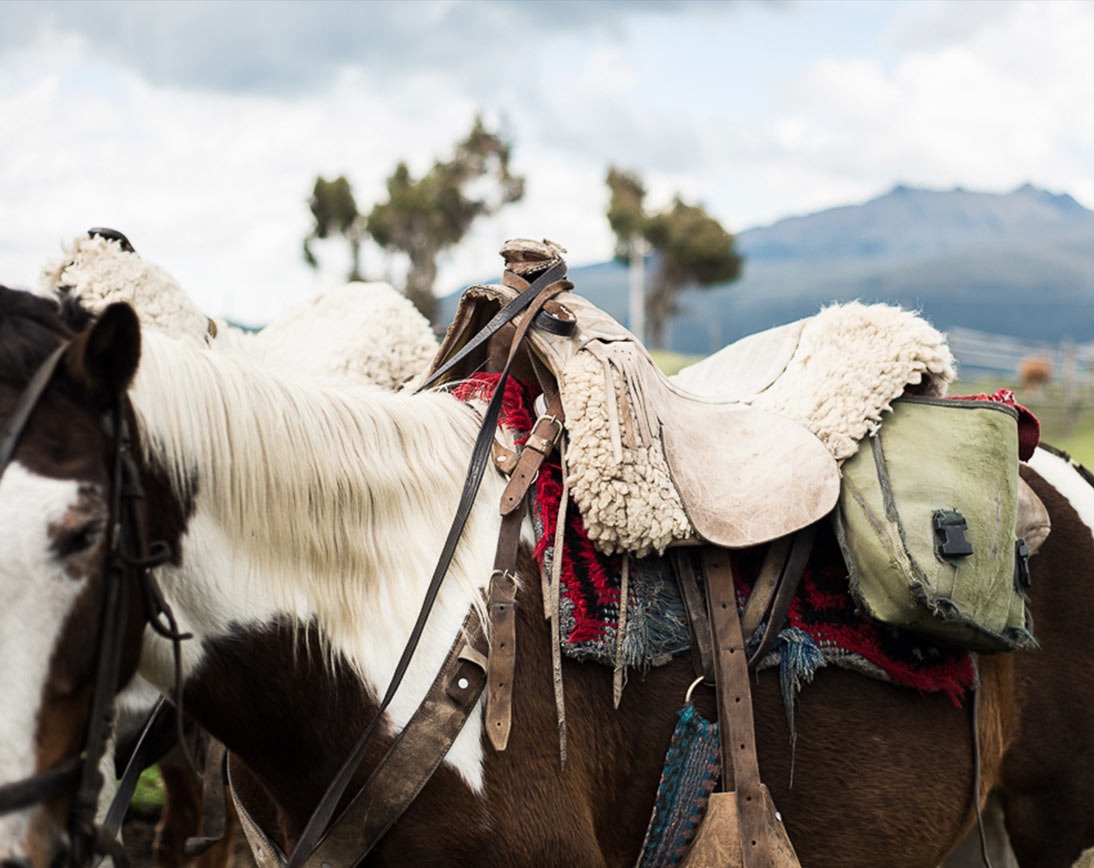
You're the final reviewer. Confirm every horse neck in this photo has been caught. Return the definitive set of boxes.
[129,331,506,758]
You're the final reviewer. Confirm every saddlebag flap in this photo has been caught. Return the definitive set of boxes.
[833,396,1035,652]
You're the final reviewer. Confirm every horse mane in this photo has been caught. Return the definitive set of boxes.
[130,329,502,642]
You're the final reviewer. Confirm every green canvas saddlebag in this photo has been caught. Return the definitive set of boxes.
[833,396,1034,653]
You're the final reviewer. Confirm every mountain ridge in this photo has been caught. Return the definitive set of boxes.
[480,183,1094,355]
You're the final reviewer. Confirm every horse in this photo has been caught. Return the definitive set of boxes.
[37,230,440,866]
[2,285,1094,867]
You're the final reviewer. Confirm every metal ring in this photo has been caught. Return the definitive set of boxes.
[684,675,705,705]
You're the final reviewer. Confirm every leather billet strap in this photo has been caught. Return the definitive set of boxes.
[671,548,717,685]
[700,547,773,868]
[486,523,522,750]
[746,524,817,671]
[286,269,570,867]
[500,393,565,515]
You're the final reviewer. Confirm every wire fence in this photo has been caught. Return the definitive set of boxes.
[947,326,1094,438]
[947,327,1094,381]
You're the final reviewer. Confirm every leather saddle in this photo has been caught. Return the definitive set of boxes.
[429,239,841,553]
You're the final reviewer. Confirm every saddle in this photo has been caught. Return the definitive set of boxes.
[426,240,1045,868]
[429,239,841,555]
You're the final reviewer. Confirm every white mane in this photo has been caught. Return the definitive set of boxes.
[131,330,502,656]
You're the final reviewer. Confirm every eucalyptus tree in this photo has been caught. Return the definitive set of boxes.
[606,167,743,348]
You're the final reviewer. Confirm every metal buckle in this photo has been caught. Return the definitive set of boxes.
[490,568,519,586]
[533,414,564,448]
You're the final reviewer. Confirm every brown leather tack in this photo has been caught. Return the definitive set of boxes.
[697,548,800,868]
[486,569,519,751]
[446,657,487,704]
[525,432,554,454]
[491,442,519,475]
[739,536,792,641]
[304,615,490,867]
[500,395,565,516]
[671,549,716,685]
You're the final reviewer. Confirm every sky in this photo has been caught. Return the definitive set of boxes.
[2,0,1093,325]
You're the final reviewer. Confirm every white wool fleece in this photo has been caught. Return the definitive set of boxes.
[40,235,212,342]
[561,302,956,556]
[747,302,956,460]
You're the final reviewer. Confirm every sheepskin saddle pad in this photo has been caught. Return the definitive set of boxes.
[431,240,957,559]
[40,230,216,342]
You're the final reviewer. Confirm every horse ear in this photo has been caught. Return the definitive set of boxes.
[64,302,142,407]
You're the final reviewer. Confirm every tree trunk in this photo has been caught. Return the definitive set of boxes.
[645,272,680,350]
[627,235,646,344]
[347,233,364,283]
[405,252,439,324]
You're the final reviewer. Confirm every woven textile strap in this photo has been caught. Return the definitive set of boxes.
[637,704,721,867]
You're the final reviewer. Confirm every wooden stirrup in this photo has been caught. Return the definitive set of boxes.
[679,547,800,868]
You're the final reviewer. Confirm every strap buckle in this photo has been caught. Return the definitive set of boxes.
[531,414,564,450]
[933,509,974,559]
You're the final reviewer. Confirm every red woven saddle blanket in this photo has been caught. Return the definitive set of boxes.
[453,374,976,703]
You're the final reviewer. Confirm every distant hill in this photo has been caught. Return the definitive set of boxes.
[443,183,1094,356]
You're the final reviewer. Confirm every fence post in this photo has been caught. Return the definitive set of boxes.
[1062,338,1078,435]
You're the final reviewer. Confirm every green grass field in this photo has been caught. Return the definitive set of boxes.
[958,377,1094,466]
[129,767,167,817]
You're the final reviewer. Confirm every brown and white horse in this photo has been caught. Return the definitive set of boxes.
[2,286,1094,867]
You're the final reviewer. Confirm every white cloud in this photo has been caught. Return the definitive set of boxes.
[2,0,1093,325]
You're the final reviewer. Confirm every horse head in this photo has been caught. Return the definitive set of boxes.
[0,289,148,866]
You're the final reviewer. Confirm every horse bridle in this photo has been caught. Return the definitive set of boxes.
[0,339,183,867]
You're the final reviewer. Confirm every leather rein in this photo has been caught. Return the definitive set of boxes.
[0,340,184,867]
[273,264,571,868]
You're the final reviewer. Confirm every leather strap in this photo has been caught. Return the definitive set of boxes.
[500,393,564,515]
[286,267,569,867]
[701,547,772,868]
[739,536,793,641]
[307,613,489,866]
[184,737,229,857]
[0,757,81,814]
[485,512,523,751]
[671,549,717,685]
[69,401,143,867]
[481,288,570,750]
[747,525,817,671]
[100,698,176,845]
[228,759,286,868]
